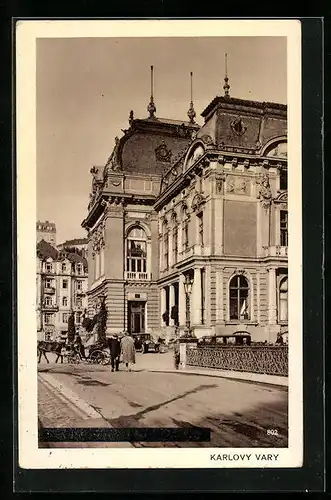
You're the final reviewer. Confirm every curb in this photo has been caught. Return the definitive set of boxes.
[146,367,288,388]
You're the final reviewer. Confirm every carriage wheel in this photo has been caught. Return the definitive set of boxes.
[68,353,80,364]
[89,350,104,364]
[100,352,110,365]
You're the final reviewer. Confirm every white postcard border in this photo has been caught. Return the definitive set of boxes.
[16,19,302,469]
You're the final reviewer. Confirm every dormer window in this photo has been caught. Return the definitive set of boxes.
[45,262,53,273]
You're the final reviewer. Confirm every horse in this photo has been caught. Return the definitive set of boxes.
[37,340,58,363]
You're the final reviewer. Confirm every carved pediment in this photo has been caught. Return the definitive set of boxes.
[191,192,206,212]
[274,191,288,203]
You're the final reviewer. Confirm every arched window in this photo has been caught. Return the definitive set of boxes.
[44,296,53,306]
[278,277,288,322]
[172,214,178,265]
[182,205,189,251]
[126,226,147,274]
[163,221,169,270]
[229,275,250,321]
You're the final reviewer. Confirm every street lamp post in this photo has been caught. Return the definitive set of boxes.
[183,273,194,337]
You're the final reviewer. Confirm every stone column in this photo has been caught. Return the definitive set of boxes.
[268,267,277,324]
[192,268,202,325]
[100,247,105,276]
[169,283,176,326]
[168,229,173,268]
[160,287,166,325]
[216,269,224,322]
[146,239,152,278]
[179,274,186,326]
[95,252,100,280]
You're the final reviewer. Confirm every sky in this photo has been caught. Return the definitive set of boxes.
[36,36,287,244]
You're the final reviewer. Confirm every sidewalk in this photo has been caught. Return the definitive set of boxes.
[38,351,288,388]
[135,352,288,388]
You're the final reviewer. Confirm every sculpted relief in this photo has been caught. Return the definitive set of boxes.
[256,173,272,208]
[226,175,250,195]
[265,141,287,158]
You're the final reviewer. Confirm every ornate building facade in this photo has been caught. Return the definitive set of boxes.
[36,239,88,340]
[36,220,57,246]
[82,79,288,343]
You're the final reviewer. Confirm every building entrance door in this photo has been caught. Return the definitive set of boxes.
[128,301,145,334]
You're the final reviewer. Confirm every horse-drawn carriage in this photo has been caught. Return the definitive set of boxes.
[37,338,111,365]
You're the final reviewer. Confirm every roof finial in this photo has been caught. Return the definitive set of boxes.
[129,110,134,125]
[147,65,156,119]
[187,71,196,124]
[223,53,230,97]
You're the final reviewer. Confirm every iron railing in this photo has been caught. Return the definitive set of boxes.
[186,345,288,376]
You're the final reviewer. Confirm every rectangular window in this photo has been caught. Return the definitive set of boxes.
[229,275,249,321]
[46,263,53,273]
[77,265,82,275]
[45,278,52,288]
[198,213,204,246]
[183,220,189,250]
[126,238,147,274]
[280,169,287,190]
[45,296,52,306]
[62,313,68,323]
[62,263,66,273]
[62,279,68,289]
[76,297,82,307]
[76,281,82,291]
[76,312,82,324]
[172,228,178,264]
[280,210,288,246]
[164,233,169,270]
[44,313,53,325]
[62,296,68,307]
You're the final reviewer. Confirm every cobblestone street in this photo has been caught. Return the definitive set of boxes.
[38,352,288,448]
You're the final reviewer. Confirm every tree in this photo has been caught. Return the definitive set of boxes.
[97,296,107,342]
[67,310,76,343]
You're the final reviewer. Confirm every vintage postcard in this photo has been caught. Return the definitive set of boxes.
[16,19,302,469]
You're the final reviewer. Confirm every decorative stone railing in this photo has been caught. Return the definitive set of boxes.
[125,271,150,281]
[264,245,288,257]
[186,345,288,377]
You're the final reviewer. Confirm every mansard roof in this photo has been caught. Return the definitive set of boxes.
[104,116,200,177]
[201,95,287,119]
[37,239,88,269]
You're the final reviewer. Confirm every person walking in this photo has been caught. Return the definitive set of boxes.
[120,331,136,372]
[108,333,121,371]
[55,331,66,364]
[74,334,87,360]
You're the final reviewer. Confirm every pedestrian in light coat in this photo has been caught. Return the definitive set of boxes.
[120,331,136,371]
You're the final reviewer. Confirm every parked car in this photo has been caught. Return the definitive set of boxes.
[198,331,251,347]
[133,333,160,353]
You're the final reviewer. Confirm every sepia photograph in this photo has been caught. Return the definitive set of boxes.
[16,20,302,469]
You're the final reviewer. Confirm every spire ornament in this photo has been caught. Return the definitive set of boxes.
[223,53,230,97]
[187,71,196,124]
[147,65,156,119]
[129,110,134,125]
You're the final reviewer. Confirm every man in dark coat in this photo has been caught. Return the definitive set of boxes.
[74,334,87,360]
[108,334,121,371]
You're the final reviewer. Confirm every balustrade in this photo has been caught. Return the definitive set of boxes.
[186,345,288,376]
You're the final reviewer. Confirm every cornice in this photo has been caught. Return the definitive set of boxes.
[201,96,287,119]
